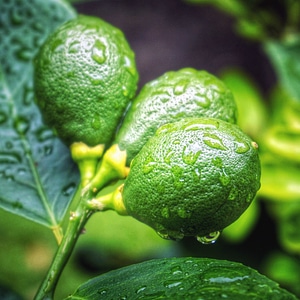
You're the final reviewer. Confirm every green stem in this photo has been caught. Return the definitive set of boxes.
[34,191,94,300]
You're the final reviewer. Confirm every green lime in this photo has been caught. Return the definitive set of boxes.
[122,118,261,240]
[34,15,138,147]
[115,68,237,164]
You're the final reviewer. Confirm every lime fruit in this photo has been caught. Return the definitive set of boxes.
[34,15,138,147]
[115,68,237,164]
[122,118,261,240]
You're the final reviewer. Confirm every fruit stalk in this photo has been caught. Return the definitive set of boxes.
[34,191,94,300]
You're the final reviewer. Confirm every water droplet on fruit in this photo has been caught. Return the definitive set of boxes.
[173,80,188,95]
[212,157,223,168]
[228,187,238,201]
[51,38,64,53]
[91,40,106,64]
[203,133,227,151]
[219,171,230,186]
[183,119,219,131]
[234,140,250,154]
[14,117,30,135]
[91,114,102,129]
[182,148,201,165]
[177,207,191,219]
[164,149,174,164]
[196,231,220,244]
[62,183,76,197]
[0,111,7,124]
[68,40,80,54]
[142,162,156,175]
[161,207,170,218]
[123,55,136,76]
[194,93,211,108]
[122,85,129,97]
[246,193,254,203]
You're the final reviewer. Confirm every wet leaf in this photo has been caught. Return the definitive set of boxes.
[0,0,78,233]
[66,257,298,299]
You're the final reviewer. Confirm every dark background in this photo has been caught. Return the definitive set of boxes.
[74,0,275,93]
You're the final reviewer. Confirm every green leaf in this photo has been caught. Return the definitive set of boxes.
[264,37,300,102]
[66,257,298,299]
[0,0,78,233]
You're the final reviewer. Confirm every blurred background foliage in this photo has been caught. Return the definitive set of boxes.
[1,0,300,299]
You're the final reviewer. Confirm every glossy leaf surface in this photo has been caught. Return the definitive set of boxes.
[0,0,78,231]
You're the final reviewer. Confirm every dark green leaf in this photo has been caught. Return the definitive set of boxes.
[264,38,300,102]
[66,257,298,300]
[0,0,78,230]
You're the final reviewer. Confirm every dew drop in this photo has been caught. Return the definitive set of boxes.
[219,171,230,186]
[91,40,106,64]
[62,183,76,197]
[171,265,183,275]
[123,55,136,76]
[68,40,80,54]
[164,149,174,164]
[246,193,254,203]
[14,117,30,135]
[51,38,64,53]
[136,286,147,294]
[0,152,21,164]
[35,127,54,142]
[97,288,107,295]
[43,145,53,156]
[0,111,7,124]
[142,162,156,175]
[228,187,238,201]
[234,140,250,154]
[212,157,223,168]
[164,279,182,288]
[91,114,102,130]
[177,207,191,219]
[10,9,23,25]
[196,231,220,244]
[16,48,32,61]
[23,86,34,106]
[203,133,227,151]
[194,93,211,108]
[182,149,201,165]
[183,119,219,131]
[161,207,170,218]
[122,85,129,97]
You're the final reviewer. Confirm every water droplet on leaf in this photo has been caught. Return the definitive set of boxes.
[0,111,7,124]
[196,231,220,244]
[14,117,30,135]
[62,183,76,197]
